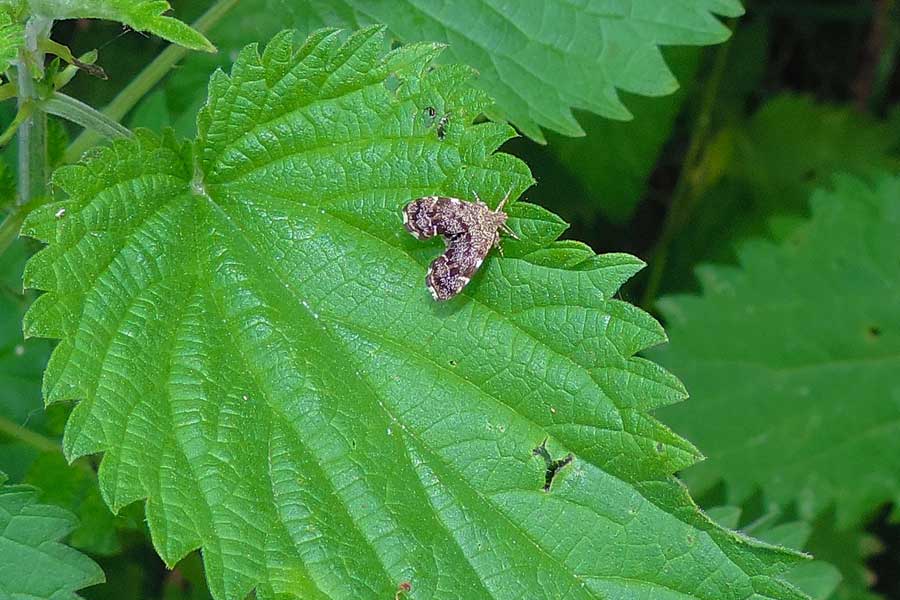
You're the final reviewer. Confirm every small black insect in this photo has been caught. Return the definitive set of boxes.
[402,191,518,301]
[420,106,450,139]
[436,113,450,140]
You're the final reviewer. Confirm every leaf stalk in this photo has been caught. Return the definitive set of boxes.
[45,92,133,140]
[16,16,53,206]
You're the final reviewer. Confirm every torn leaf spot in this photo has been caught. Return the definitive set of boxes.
[532,439,574,492]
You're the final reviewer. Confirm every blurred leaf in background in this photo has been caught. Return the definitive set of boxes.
[712,506,842,600]
[0,240,53,481]
[661,95,900,294]
[806,509,886,600]
[0,476,106,599]
[511,47,701,225]
[121,0,744,145]
[652,174,900,527]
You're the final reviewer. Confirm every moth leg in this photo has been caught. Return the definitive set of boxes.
[493,233,505,256]
[501,223,520,240]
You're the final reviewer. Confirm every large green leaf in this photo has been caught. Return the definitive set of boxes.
[310,0,745,141]
[653,174,900,527]
[141,0,743,142]
[0,475,105,599]
[24,27,807,599]
[23,0,213,51]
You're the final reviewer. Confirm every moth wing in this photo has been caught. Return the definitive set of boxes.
[425,233,493,301]
[402,196,441,239]
[426,254,470,301]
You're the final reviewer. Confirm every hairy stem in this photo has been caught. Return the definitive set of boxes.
[65,0,240,162]
[17,17,53,205]
[640,31,734,309]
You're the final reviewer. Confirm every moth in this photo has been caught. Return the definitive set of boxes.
[402,191,517,301]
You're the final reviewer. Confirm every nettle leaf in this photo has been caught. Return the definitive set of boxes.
[143,0,743,142]
[24,27,806,599]
[0,240,118,554]
[653,174,900,527]
[0,476,105,599]
[24,0,213,51]
[291,0,745,141]
[0,4,24,73]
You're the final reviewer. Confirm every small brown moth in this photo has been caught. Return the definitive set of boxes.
[402,191,517,301]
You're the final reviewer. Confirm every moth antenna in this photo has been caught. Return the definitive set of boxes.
[472,190,483,204]
[495,187,514,212]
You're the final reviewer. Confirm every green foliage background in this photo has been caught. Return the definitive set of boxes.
[1,1,898,599]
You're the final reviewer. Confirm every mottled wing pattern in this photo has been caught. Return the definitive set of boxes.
[402,196,473,239]
[403,196,507,301]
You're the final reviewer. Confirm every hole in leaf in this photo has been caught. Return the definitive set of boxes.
[532,439,574,492]
[868,325,882,339]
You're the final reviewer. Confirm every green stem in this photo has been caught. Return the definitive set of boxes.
[17,17,53,205]
[46,92,133,139]
[0,414,95,475]
[640,32,734,310]
[0,414,60,454]
[65,0,240,162]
